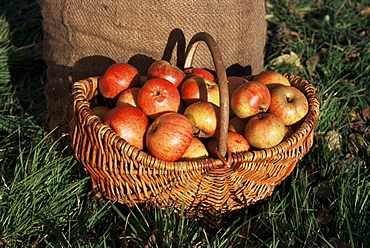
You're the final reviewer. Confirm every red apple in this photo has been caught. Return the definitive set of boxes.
[207,132,250,158]
[268,86,309,126]
[227,76,249,117]
[227,76,249,97]
[253,71,291,91]
[244,113,285,149]
[231,81,271,119]
[138,78,181,119]
[147,60,185,88]
[226,132,251,154]
[146,112,193,161]
[228,116,248,135]
[103,105,148,150]
[184,67,215,82]
[99,63,140,100]
[180,76,220,106]
[116,87,140,107]
[91,106,110,120]
[181,136,209,161]
[183,101,220,138]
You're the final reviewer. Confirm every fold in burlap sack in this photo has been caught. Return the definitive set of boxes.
[38,0,266,145]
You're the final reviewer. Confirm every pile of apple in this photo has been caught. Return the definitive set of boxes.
[91,60,309,162]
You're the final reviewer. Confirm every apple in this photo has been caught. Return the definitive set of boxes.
[103,105,148,150]
[183,101,220,138]
[184,67,215,82]
[181,136,209,161]
[227,76,249,97]
[244,113,285,149]
[226,132,251,154]
[180,76,220,106]
[138,78,181,119]
[207,132,250,158]
[91,106,110,120]
[253,71,291,91]
[116,87,140,107]
[227,76,249,117]
[228,116,248,135]
[231,81,271,119]
[268,86,309,126]
[146,112,193,161]
[99,63,140,100]
[147,60,185,88]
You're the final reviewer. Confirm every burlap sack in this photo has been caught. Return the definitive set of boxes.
[38,0,266,145]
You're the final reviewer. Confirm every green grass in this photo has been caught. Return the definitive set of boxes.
[1,0,369,247]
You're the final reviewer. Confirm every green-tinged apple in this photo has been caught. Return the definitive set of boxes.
[268,86,309,126]
[138,78,180,119]
[228,116,248,135]
[245,113,285,149]
[146,112,193,161]
[180,76,220,106]
[183,101,220,138]
[116,87,140,107]
[99,63,140,100]
[227,76,249,117]
[184,67,215,82]
[231,81,271,119]
[91,106,110,120]
[147,60,185,88]
[253,71,291,91]
[181,136,209,161]
[103,105,148,150]
[207,132,250,158]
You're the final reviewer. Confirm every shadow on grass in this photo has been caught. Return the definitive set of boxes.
[0,0,46,118]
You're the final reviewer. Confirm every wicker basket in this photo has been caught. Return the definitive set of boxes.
[71,32,320,226]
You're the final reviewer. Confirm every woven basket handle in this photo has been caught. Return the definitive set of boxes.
[184,32,229,160]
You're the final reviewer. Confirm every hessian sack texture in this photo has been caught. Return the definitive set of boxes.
[38,0,266,145]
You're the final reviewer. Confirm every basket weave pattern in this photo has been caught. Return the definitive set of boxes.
[71,74,319,221]
[71,33,319,224]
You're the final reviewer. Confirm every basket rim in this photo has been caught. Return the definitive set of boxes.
[71,73,320,170]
